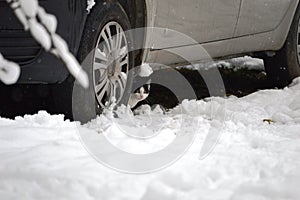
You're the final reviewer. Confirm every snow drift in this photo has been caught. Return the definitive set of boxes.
[1,78,300,199]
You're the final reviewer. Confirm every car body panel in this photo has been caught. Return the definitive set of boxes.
[235,0,293,37]
[153,0,240,48]
[144,0,299,66]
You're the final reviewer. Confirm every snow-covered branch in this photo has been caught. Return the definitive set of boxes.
[0,53,20,85]
[4,0,89,88]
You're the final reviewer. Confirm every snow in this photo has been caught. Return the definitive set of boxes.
[5,0,89,88]
[51,34,89,88]
[86,0,96,13]
[28,18,52,50]
[12,5,29,30]
[38,7,57,33]
[139,63,153,77]
[0,53,20,85]
[177,56,265,71]
[19,0,38,18]
[1,79,300,199]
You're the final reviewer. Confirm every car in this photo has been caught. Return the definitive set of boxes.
[1,0,300,122]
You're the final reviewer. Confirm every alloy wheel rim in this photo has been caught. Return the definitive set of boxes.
[93,21,129,108]
[297,17,300,63]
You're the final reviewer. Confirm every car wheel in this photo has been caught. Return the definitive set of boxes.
[263,5,300,87]
[54,2,134,123]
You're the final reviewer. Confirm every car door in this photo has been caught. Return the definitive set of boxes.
[154,0,241,48]
[234,0,293,36]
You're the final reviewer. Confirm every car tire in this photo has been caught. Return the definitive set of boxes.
[263,5,300,87]
[53,2,134,123]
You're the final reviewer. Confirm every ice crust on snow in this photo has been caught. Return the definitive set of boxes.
[1,79,300,199]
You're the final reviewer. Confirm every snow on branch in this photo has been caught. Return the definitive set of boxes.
[86,0,96,13]
[4,0,89,88]
[0,53,20,85]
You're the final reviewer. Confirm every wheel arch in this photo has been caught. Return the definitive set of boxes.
[77,0,147,67]
[118,0,147,30]
[118,0,147,66]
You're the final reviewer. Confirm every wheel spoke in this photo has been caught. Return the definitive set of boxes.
[117,75,125,95]
[93,67,107,85]
[94,62,108,71]
[106,26,114,50]
[101,31,111,52]
[122,33,127,49]
[120,57,128,67]
[115,25,121,50]
[119,46,128,60]
[103,45,110,57]
[119,72,127,88]
[109,81,116,101]
[93,22,129,108]
[95,49,108,62]
[95,76,108,94]
[96,80,109,104]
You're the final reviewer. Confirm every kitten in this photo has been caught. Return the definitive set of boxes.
[128,80,151,108]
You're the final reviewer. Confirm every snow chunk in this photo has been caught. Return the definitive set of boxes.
[0,53,20,85]
[86,0,96,13]
[228,56,264,71]
[19,0,38,18]
[177,56,265,71]
[139,63,153,77]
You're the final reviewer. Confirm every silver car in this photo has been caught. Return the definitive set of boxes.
[1,0,299,121]
[143,0,300,83]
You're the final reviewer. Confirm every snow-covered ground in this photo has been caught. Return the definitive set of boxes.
[1,77,300,199]
[177,56,265,72]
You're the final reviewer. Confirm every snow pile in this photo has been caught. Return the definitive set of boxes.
[229,56,264,71]
[1,80,300,199]
[177,56,265,71]
[85,105,179,154]
[139,63,153,77]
